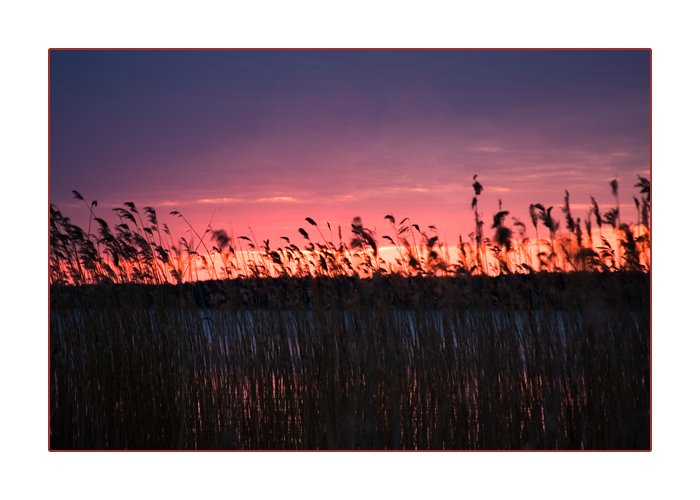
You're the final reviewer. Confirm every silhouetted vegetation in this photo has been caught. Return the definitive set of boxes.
[51,177,650,284]
[50,177,650,450]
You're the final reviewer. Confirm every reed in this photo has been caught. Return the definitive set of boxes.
[49,177,650,450]
[51,177,650,284]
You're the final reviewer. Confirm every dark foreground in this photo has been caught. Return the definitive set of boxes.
[50,272,650,450]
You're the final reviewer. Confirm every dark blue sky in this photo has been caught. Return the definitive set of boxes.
[50,49,650,245]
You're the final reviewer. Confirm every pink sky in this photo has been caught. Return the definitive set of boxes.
[50,50,650,257]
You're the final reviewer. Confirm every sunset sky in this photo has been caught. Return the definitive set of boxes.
[50,49,650,254]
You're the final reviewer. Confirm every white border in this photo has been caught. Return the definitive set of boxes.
[2,1,695,498]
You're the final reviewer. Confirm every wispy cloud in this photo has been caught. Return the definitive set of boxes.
[257,196,296,202]
[197,197,243,204]
[570,203,637,210]
[388,187,430,193]
[474,146,503,153]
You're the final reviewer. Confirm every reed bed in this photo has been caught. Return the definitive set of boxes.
[50,274,649,450]
[50,178,650,450]
[50,177,651,285]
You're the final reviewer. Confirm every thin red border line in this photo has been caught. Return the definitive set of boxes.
[649,48,652,452]
[48,48,51,452]
[47,48,652,452]
[49,449,638,452]
[48,47,652,51]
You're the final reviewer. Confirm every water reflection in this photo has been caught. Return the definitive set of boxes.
[50,308,649,450]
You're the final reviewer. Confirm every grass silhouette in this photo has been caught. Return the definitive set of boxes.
[51,177,650,284]
[50,177,650,450]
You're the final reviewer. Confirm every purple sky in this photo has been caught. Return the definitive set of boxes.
[50,49,650,249]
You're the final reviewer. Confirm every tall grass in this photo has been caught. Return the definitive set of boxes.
[50,177,651,285]
[50,177,650,450]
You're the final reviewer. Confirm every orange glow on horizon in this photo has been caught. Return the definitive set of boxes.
[167,223,650,282]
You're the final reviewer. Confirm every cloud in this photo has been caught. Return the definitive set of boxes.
[197,197,243,204]
[570,203,637,210]
[256,196,296,202]
[388,187,430,193]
